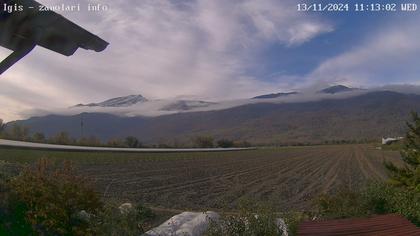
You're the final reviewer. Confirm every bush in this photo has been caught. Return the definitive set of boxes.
[50,131,75,145]
[8,159,102,235]
[0,119,5,137]
[385,112,420,191]
[93,202,155,236]
[0,159,159,235]
[5,124,30,141]
[107,138,126,147]
[125,136,142,148]
[0,161,33,235]
[315,186,370,219]
[217,139,234,148]
[205,200,284,236]
[79,136,102,146]
[193,136,214,148]
[234,141,252,148]
[32,132,46,143]
[364,183,420,226]
[316,183,420,226]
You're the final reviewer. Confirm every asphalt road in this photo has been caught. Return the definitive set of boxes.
[0,139,255,153]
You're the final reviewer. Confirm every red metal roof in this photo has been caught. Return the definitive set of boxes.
[298,214,420,236]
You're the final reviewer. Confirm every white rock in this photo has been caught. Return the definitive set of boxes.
[144,211,219,236]
[77,210,91,222]
[118,203,133,215]
[276,218,288,236]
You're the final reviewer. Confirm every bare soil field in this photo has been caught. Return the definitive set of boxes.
[0,145,402,212]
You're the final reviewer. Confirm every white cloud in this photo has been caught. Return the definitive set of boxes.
[309,18,420,87]
[0,0,332,121]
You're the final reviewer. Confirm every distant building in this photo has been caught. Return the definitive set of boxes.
[382,137,404,145]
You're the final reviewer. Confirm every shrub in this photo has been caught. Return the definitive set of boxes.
[93,202,155,236]
[315,186,370,219]
[364,183,420,226]
[0,161,33,235]
[50,131,75,145]
[0,119,5,137]
[217,139,234,148]
[32,132,46,143]
[107,138,126,147]
[385,112,420,191]
[9,159,102,235]
[193,136,214,148]
[234,141,252,148]
[79,136,102,146]
[5,124,30,141]
[125,136,142,148]
[205,200,283,236]
[315,183,420,226]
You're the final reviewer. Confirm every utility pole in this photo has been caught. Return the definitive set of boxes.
[80,113,84,139]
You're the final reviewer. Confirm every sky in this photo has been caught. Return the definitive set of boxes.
[0,0,420,121]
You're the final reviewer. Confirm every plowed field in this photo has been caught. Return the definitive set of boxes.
[0,145,402,211]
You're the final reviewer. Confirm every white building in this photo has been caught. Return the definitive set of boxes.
[382,137,404,145]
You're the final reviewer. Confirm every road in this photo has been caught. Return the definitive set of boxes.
[0,139,255,153]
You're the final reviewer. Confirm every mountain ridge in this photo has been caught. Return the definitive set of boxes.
[319,85,359,94]
[12,91,420,145]
[74,94,148,107]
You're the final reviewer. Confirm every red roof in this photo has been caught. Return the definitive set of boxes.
[298,214,420,236]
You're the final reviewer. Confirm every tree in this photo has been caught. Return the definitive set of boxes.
[32,132,46,143]
[385,112,420,192]
[217,139,234,148]
[9,124,30,141]
[107,139,125,148]
[193,136,214,148]
[0,119,5,137]
[79,136,101,147]
[125,136,141,148]
[52,132,74,145]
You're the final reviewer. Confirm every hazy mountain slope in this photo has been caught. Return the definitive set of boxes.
[253,92,298,99]
[12,91,420,145]
[74,95,148,107]
[319,85,359,94]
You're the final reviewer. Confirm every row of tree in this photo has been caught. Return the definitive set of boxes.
[0,121,251,148]
[191,136,251,148]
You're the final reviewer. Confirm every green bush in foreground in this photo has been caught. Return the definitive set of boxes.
[93,202,155,236]
[385,112,420,192]
[205,200,284,236]
[0,159,156,236]
[316,183,420,226]
[0,161,32,235]
[7,159,102,236]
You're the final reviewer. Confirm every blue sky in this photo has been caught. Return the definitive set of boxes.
[0,0,420,121]
[255,2,420,87]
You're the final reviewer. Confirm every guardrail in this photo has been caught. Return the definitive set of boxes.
[0,139,256,153]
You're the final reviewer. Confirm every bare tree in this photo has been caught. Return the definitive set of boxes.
[0,119,6,137]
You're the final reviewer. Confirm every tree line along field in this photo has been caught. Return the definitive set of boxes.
[0,144,402,212]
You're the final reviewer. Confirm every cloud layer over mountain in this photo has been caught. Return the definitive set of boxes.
[0,0,419,121]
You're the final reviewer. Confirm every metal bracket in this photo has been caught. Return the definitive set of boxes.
[0,44,36,75]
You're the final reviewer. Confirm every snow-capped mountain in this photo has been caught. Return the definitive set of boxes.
[13,87,420,145]
[253,92,298,99]
[74,95,148,107]
[48,84,420,119]
[319,85,359,94]
[161,100,217,111]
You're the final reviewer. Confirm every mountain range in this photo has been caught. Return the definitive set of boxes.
[10,85,420,145]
